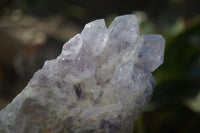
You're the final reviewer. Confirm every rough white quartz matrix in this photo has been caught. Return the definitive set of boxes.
[0,14,165,133]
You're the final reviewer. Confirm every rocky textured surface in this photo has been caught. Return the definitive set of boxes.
[0,14,165,133]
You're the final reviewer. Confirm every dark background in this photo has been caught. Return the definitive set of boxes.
[0,0,200,132]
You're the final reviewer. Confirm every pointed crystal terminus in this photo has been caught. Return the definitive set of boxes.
[0,14,165,133]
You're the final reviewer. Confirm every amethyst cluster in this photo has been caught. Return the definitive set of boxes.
[0,14,165,133]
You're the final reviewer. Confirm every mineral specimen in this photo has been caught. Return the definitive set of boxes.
[0,14,165,133]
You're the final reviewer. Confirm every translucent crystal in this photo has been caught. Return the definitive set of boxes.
[0,14,165,133]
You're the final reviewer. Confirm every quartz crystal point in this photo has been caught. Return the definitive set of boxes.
[0,14,165,133]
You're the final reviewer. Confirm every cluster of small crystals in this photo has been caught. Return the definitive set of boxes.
[0,15,165,133]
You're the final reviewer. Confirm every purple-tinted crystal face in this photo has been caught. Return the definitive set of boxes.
[58,34,83,61]
[0,14,165,133]
[107,15,140,51]
[138,34,165,71]
[81,19,108,56]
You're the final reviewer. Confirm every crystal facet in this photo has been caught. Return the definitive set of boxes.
[0,14,165,133]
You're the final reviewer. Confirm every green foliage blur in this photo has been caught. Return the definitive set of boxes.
[1,0,200,132]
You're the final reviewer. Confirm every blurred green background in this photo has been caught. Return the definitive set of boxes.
[0,0,200,132]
